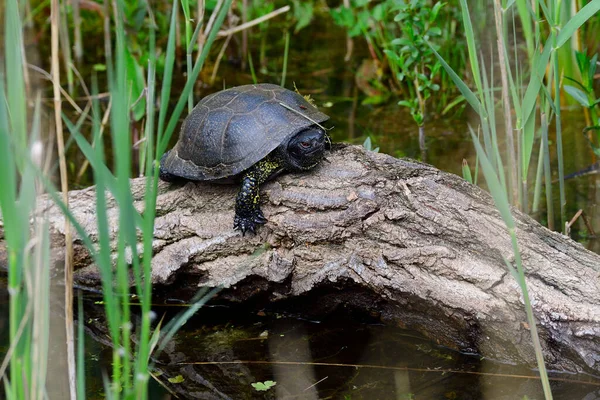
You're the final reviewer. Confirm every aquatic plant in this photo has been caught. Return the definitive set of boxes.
[564,51,600,156]
[0,3,51,397]
[330,0,465,110]
[432,0,600,398]
[0,0,231,397]
[384,0,444,152]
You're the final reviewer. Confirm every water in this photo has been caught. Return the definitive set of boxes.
[2,8,600,399]
[79,294,600,399]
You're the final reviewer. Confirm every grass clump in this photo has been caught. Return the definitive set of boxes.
[0,0,231,397]
[433,0,600,398]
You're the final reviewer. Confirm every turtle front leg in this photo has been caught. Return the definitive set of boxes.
[234,156,283,235]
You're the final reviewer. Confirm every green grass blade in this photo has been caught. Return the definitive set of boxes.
[281,30,290,87]
[468,127,515,229]
[556,0,600,48]
[514,0,534,59]
[156,0,179,145]
[462,159,473,184]
[552,50,565,232]
[134,21,158,397]
[521,35,553,127]
[112,0,137,391]
[429,43,483,115]
[155,288,220,355]
[248,52,258,84]
[522,110,536,185]
[159,0,234,155]
[89,75,121,351]
[5,0,27,153]
[0,79,19,249]
[480,57,499,173]
[537,0,553,27]
[540,111,554,231]
[185,19,203,115]
[459,0,484,99]
[532,139,544,213]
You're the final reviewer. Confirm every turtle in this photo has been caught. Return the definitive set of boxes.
[159,83,331,235]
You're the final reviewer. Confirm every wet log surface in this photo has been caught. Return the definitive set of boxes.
[1,144,599,375]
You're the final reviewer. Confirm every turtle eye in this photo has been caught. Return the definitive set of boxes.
[300,141,311,148]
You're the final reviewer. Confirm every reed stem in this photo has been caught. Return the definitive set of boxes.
[50,0,76,398]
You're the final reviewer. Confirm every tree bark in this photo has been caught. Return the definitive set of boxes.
[1,144,599,374]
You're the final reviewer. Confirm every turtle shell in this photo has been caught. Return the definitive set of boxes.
[160,83,330,181]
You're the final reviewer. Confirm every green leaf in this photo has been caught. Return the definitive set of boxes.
[520,35,553,127]
[124,46,146,121]
[180,0,190,19]
[430,1,444,21]
[428,27,442,36]
[361,95,389,105]
[441,95,465,115]
[168,375,185,383]
[521,110,535,181]
[504,0,516,10]
[588,53,598,87]
[0,80,19,248]
[372,4,386,21]
[462,159,473,184]
[251,381,277,391]
[556,0,600,48]
[397,99,415,108]
[394,11,409,22]
[5,0,27,153]
[330,7,354,28]
[391,38,411,47]
[363,136,379,152]
[582,126,600,157]
[293,0,314,33]
[383,49,401,63]
[428,41,482,114]
[469,127,515,230]
[563,85,591,108]
[459,0,483,101]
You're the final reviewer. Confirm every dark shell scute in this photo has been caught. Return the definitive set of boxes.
[220,114,267,165]
[178,107,233,167]
[228,91,268,114]
[202,88,240,109]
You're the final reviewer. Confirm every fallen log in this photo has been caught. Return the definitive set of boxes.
[2,144,599,375]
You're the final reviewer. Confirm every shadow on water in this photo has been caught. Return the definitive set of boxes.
[1,277,599,399]
[76,288,600,400]
[2,9,600,400]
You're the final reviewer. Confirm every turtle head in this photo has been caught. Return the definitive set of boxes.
[285,126,327,171]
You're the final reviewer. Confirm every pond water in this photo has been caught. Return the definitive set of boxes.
[1,283,600,399]
[2,7,600,400]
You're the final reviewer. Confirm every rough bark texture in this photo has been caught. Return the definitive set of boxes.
[1,145,599,374]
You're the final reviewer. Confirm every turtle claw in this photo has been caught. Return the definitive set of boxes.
[253,210,267,224]
[234,210,267,235]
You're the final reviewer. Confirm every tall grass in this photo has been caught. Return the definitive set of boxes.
[1,0,232,397]
[0,4,51,398]
[433,0,600,398]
